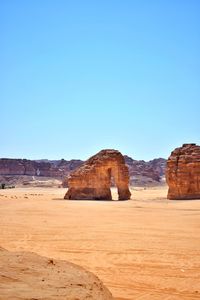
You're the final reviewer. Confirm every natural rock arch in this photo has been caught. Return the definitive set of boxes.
[64,149,131,200]
[166,143,200,199]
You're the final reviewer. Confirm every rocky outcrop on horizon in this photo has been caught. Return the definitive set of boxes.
[0,155,166,187]
[64,149,131,200]
[124,156,166,185]
[0,158,83,178]
[166,143,200,199]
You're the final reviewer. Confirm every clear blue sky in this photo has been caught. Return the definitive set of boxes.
[1,0,199,161]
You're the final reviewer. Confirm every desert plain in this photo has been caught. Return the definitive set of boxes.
[0,186,200,300]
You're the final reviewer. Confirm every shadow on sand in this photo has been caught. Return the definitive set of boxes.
[52,198,129,202]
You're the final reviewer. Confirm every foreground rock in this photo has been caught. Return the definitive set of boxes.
[166,143,200,199]
[0,247,113,300]
[64,149,131,200]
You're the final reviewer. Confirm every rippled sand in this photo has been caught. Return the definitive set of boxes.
[0,186,200,299]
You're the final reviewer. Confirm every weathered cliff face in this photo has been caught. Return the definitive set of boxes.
[64,149,131,200]
[166,143,200,200]
[0,159,83,178]
[0,156,166,187]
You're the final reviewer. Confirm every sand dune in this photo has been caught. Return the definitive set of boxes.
[0,187,200,299]
[0,246,113,300]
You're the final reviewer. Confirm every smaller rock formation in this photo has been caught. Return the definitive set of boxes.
[166,143,200,199]
[64,149,131,200]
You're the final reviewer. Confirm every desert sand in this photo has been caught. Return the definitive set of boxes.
[0,186,200,300]
[0,246,113,300]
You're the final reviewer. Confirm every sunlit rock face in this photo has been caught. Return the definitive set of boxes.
[64,149,131,200]
[166,143,200,200]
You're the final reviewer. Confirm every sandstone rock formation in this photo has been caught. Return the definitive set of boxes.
[64,149,131,200]
[166,143,200,199]
[0,247,113,300]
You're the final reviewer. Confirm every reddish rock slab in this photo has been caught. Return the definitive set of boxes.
[64,149,131,200]
[166,143,200,199]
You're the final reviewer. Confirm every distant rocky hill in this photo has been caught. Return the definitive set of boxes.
[124,156,166,186]
[0,158,83,177]
[0,155,166,187]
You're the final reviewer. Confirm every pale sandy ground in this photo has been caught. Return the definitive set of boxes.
[0,247,113,300]
[0,186,200,300]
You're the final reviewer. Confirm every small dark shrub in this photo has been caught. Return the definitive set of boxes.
[1,183,5,189]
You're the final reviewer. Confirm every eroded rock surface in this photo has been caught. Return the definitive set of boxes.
[0,247,113,300]
[64,149,131,200]
[166,143,200,199]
